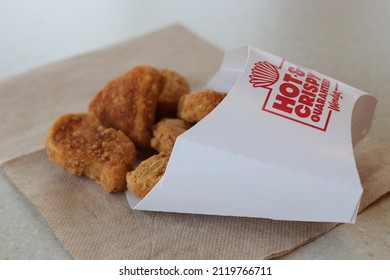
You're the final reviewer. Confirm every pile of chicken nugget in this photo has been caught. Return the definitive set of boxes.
[45,65,226,199]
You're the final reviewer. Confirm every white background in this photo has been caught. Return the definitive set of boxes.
[2,0,389,85]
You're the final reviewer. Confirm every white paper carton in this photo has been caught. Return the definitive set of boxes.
[127,46,377,223]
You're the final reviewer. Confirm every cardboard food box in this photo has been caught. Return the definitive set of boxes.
[127,46,377,223]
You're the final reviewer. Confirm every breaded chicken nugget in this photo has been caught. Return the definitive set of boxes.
[151,118,192,153]
[89,65,164,150]
[156,69,190,120]
[127,152,170,199]
[45,113,137,193]
[177,89,227,123]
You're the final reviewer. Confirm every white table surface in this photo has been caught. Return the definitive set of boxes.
[1,0,390,259]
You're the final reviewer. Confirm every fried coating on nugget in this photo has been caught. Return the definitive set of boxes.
[177,89,227,123]
[45,113,137,193]
[127,152,170,199]
[156,69,190,120]
[89,65,164,150]
[151,118,192,153]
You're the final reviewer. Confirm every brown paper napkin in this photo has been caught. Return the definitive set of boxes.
[1,24,390,259]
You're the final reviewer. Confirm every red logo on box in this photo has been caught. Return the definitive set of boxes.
[249,60,343,131]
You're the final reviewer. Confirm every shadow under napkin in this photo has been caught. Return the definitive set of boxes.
[1,138,389,259]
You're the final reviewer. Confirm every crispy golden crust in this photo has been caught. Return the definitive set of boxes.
[177,89,227,123]
[88,65,164,150]
[156,69,190,120]
[45,113,137,193]
[150,118,192,153]
[126,152,169,199]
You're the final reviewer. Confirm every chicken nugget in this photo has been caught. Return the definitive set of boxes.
[156,69,190,120]
[45,113,137,193]
[89,65,164,150]
[151,118,192,153]
[127,152,170,199]
[177,89,227,123]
